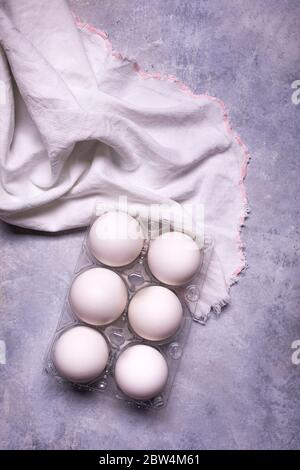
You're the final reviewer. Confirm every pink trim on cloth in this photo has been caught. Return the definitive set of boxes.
[73,12,251,287]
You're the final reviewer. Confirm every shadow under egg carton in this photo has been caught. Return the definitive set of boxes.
[44,208,214,409]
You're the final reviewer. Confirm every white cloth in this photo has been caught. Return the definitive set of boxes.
[0,0,249,319]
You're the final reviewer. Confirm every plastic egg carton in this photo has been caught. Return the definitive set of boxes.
[44,207,214,409]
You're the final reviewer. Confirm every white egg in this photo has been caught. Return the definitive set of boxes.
[52,326,109,383]
[147,231,202,286]
[70,267,128,326]
[114,344,168,401]
[88,211,144,267]
[128,286,183,341]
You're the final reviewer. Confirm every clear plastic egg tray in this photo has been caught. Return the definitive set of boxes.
[44,206,214,409]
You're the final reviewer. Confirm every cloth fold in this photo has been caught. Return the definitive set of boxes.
[0,0,249,319]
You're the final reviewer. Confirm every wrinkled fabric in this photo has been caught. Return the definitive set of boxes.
[0,0,249,318]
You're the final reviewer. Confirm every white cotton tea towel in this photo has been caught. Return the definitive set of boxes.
[0,0,250,320]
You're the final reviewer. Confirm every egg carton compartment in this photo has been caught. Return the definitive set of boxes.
[44,207,214,409]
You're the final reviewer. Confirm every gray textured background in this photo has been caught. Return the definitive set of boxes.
[0,0,300,450]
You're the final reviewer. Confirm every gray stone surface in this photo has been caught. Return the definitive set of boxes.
[0,0,300,450]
